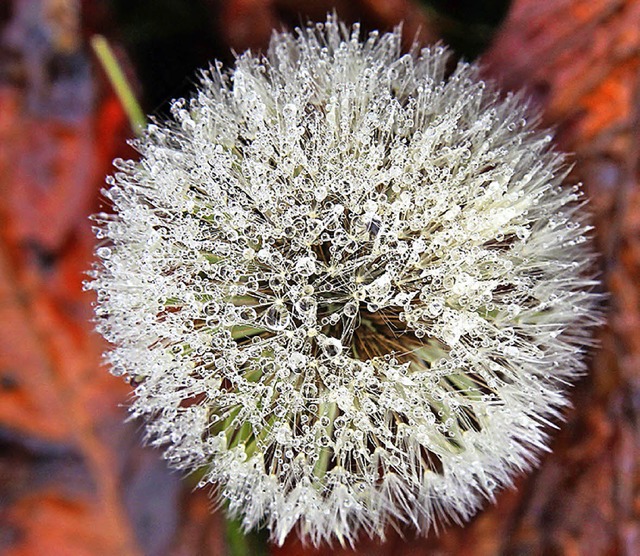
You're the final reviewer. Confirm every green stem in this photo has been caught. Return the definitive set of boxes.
[231,325,266,340]
[90,35,146,134]
[226,516,268,556]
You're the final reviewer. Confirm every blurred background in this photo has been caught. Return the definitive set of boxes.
[1,0,639,554]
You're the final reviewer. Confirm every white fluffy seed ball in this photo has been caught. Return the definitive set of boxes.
[89,16,601,547]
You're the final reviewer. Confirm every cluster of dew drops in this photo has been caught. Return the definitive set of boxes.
[89,19,600,545]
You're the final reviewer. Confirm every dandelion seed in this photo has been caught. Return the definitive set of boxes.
[89,15,601,547]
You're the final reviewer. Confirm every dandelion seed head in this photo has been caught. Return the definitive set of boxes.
[89,16,601,546]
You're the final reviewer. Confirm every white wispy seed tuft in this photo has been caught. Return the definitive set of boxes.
[89,16,601,547]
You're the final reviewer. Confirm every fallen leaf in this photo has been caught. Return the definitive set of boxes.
[0,1,181,554]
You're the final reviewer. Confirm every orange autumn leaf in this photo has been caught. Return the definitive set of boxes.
[0,2,177,555]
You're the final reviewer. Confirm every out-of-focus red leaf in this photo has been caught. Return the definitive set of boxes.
[167,490,227,556]
[0,1,184,554]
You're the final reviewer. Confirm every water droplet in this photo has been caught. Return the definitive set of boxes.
[204,302,219,316]
[321,337,342,359]
[315,186,328,201]
[426,298,444,317]
[96,247,112,259]
[283,103,297,119]
[289,351,306,368]
[269,275,286,291]
[239,307,257,321]
[343,301,358,318]
[110,365,126,377]
[295,296,317,318]
[264,303,290,331]
[301,383,318,398]
[503,345,519,357]
[295,256,317,276]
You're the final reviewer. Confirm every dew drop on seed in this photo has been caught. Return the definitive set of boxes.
[321,338,343,359]
[264,303,290,331]
[426,298,444,317]
[96,247,112,259]
[269,274,286,291]
[295,256,317,276]
[204,301,219,316]
[295,296,317,317]
[344,301,358,318]
[239,307,257,321]
[301,383,318,398]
